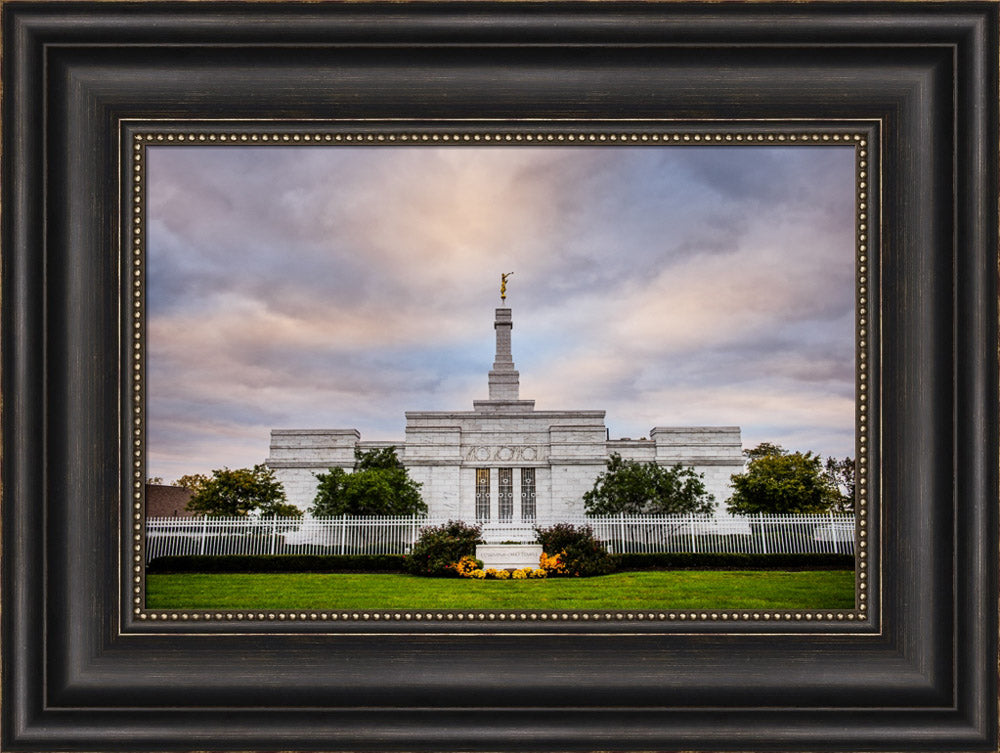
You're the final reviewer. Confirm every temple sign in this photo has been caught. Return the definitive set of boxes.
[500,272,513,301]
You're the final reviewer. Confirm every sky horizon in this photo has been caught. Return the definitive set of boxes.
[146,143,856,482]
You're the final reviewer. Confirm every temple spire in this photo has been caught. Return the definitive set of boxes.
[488,307,519,400]
[474,276,534,412]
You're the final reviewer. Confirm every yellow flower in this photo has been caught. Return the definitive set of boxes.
[539,551,568,575]
[531,568,547,579]
[485,568,500,579]
[470,569,486,579]
[496,569,511,580]
[452,555,484,577]
[512,569,528,579]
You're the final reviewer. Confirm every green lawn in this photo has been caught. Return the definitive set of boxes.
[146,570,854,610]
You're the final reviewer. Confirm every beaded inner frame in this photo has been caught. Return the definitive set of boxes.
[125,123,875,630]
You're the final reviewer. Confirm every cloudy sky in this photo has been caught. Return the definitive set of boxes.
[146,144,856,482]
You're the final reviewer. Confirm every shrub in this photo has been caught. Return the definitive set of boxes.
[531,568,547,579]
[404,520,483,576]
[535,523,618,577]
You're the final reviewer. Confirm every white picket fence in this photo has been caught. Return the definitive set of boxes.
[145,513,855,563]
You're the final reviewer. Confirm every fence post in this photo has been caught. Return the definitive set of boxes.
[270,516,278,555]
[688,513,696,553]
[339,515,346,555]
[759,512,767,555]
[198,517,208,555]
[829,509,836,554]
[619,512,626,554]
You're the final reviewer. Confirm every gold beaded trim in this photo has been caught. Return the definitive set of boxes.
[136,609,860,624]
[131,130,860,144]
[128,127,873,628]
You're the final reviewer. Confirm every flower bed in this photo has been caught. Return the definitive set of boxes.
[449,555,547,580]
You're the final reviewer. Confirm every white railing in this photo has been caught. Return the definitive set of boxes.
[145,512,855,562]
[582,512,855,555]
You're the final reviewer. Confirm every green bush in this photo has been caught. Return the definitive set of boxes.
[403,520,483,577]
[534,523,617,577]
[615,552,855,571]
[146,554,407,573]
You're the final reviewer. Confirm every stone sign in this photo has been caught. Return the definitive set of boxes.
[475,543,543,571]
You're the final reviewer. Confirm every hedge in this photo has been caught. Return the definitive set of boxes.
[147,554,406,574]
[615,552,855,571]
[147,552,853,574]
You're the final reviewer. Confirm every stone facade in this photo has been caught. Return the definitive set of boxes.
[266,306,745,518]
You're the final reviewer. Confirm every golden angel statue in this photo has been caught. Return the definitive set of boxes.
[500,272,513,301]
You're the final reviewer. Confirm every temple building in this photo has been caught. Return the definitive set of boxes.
[266,297,745,520]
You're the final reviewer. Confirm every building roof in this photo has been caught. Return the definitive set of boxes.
[146,484,194,518]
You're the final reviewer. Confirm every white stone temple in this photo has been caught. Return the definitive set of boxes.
[266,301,744,520]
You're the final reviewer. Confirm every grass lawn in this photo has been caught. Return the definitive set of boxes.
[146,570,855,610]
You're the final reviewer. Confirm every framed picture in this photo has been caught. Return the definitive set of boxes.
[140,131,862,613]
[3,3,996,752]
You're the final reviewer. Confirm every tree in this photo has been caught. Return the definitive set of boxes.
[174,473,210,493]
[184,464,300,518]
[353,446,405,472]
[823,455,856,513]
[726,443,841,515]
[743,442,786,461]
[582,453,714,515]
[310,447,426,517]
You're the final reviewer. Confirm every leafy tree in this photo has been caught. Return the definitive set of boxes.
[146,476,163,485]
[823,456,856,513]
[353,446,405,472]
[184,464,299,518]
[174,473,210,493]
[582,453,714,515]
[743,442,786,461]
[310,447,426,517]
[726,443,841,515]
[311,467,350,515]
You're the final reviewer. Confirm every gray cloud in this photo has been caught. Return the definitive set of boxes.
[146,144,857,479]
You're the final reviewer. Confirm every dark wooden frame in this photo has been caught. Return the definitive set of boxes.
[3,2,997,751]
